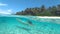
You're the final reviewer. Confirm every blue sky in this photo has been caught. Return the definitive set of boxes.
[0,0,60,14]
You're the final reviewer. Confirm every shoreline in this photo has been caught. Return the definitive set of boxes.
[37,16,60,19]
[0,15,60,18]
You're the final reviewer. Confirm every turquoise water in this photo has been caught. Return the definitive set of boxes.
[0,15,60,34]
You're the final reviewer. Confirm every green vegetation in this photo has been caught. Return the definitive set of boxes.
[16,5,60,16]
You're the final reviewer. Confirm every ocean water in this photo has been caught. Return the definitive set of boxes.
[0,15,60,34]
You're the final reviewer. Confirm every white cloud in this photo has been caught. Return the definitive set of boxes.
[0,9,12,14]
[0,3,7,6]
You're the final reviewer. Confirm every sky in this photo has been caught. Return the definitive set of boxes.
[0,0,60,14]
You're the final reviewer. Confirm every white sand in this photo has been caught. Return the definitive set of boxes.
[37,16,60,19]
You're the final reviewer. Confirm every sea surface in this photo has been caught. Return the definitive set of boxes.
[0,15,60,34]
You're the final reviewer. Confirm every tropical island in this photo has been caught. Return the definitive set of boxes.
[15,5,60,16]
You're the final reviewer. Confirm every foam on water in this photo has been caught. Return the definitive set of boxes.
[0,15,60,34]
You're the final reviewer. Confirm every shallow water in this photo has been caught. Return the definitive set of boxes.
[0,15,60,34]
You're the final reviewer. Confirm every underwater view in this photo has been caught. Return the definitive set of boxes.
[0,0,60,34]
[0,15,60,34]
